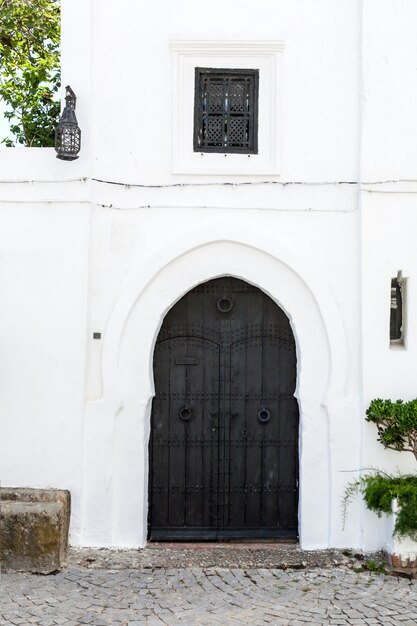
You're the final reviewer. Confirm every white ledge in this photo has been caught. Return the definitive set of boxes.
[0,147,89,182]
[169,40,285,54]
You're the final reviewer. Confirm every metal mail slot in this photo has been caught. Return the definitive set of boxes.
[175,357,199,365]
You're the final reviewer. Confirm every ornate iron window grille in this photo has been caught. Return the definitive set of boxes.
[194,68,259,154]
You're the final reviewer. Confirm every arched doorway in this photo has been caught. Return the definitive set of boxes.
[148,277,299,541]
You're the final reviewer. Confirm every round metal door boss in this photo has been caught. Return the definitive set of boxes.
[217,296,234,313]
[257,408,271,423]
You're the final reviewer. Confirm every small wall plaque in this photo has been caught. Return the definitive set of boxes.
[175,357,199,365]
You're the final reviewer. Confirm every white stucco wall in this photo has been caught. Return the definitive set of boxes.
[0,201,90,537]
[0,0,416,550]
[90,0,360,184]
[358,0,417,550]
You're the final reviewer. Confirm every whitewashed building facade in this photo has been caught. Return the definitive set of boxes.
[1,0,417,550]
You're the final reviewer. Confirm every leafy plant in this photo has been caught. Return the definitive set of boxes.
[343,469,417,541]
[0,0,61,147]
[343,398,417,541]
[353,559,387,574]
[366,398,417,461]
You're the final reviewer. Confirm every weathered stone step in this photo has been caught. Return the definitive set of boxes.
[0,488,70,574]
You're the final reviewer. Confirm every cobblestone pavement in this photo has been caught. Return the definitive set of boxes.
[1,547,417,625]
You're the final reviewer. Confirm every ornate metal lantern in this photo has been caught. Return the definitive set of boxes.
[55,86,81,160]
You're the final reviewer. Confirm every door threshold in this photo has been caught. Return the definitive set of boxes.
[148,539,299,549]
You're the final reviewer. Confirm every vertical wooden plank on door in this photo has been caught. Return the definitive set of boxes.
[227,280,247,530]
[168,336,187,529]
[261,298,283,529]
[242,288,264,530]
[278,329,298,532]
[150,341,171,531]
[182,337,220,531]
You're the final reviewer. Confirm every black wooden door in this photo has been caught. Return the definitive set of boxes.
[148,277,299,540]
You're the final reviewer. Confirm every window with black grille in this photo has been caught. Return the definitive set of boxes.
[194,68,259,154]
[390,278,402,341]
[390,273,406,345]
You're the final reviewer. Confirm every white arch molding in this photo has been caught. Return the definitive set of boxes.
[80,222,357,550]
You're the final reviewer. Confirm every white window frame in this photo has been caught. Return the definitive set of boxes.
[170,40,284,176]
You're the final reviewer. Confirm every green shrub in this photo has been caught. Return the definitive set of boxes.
[343,471,417,541]
[366,398,417,461]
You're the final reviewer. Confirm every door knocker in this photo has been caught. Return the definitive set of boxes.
[179,406,192,421]
[257,408,271,424]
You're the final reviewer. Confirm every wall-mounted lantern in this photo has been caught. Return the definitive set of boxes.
[55,85,81,160]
